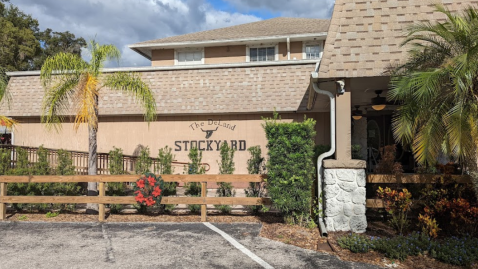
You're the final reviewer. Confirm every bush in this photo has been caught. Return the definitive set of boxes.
[156,146,177,213]
[373,232,432,261]
[377,187,412,234]
[0,148,11,174]
[431,236,478,266]
[56,149,75,175]
[245,146,266,214]
[337,233,374,253]
[375,145,403,175]
[184,147,205,213]
[215,142,236,214]
[34,145,50,175]
[135,147,152,175]
[263,112,316,225]
[109,147,125,175]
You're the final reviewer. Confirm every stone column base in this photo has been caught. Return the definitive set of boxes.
[323,168,367,233]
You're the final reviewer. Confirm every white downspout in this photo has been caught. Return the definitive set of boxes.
[310,64,336,237]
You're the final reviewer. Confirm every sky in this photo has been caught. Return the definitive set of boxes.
[10,0,335,67]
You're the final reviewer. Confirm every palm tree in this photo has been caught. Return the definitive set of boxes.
[0,68,18,128]
[390,5,478,167]
[40,40,156,211]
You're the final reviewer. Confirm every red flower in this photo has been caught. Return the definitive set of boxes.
[136,179,145,189]
[147,176,156,186]
[135,192,145,203]
[145,196,156,206]
[152,186,162,197]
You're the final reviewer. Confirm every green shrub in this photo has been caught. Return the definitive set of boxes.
[215,142,236,214]
[56,149,75,175]
[34,145,50,175]
[373,232,432,261]
[245,146,266,214]
[263,112,316,224]
[107,147,127,213]
[185,147,205,213]
[337,233,374,253]
[0,148,11,174]
[156,146,177,213]
[109,147,125,175]
[431,236,478,266]
[351,144,363,159]
[135,147,152,175]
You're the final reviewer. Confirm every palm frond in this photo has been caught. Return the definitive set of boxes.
[102,72,157,123]
[73,73,99,130]
[0,115,18,129]
[88,40,120,76]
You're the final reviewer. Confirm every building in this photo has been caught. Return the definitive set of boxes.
[1,17,331,174]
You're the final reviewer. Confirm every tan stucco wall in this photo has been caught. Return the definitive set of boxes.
[204,45,246,64]
[13,112,329,174]
[278,41,303,61]
[151,49,175,66]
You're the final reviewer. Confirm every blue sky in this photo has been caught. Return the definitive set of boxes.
[10,0,334,67]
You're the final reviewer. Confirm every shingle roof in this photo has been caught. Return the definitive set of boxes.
[132,17,330,46]
[0,64,314,117]
[318,0,478,78]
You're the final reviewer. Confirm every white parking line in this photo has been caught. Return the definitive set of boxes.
[203,222,274,269]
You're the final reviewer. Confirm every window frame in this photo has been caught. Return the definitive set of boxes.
[174,48,205,65]
[302,41,323,60]
[246,44,279,62]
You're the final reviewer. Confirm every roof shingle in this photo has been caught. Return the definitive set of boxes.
[132,17,330,46]
[319,0,478,78]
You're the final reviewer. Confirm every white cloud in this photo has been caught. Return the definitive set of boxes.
[9,0,261,67]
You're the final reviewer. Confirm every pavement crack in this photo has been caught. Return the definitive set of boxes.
[101,224,115,263]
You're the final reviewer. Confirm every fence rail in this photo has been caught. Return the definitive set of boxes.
[366,173,472,209]
[0,174,270,222]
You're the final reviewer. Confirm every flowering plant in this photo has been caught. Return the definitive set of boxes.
[133,172,164,207]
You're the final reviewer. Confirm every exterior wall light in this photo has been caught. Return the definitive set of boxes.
[352,105,363,120]
[371,90,386,111]
[336,80,345,95]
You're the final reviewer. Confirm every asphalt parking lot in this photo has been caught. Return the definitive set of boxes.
[0,222,380,269]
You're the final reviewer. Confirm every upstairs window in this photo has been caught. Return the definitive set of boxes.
[175,49,204,65]
[303,42,323,60]
[249,47,275,62]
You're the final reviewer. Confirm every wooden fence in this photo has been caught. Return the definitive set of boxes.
[0,174,270,222]
[366,174,472,208]
[0,145,210,175]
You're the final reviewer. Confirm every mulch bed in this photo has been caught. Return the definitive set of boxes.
[3,212,477,269]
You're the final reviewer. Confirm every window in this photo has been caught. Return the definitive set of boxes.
[175,49,204,65]
[305,44,321,59]
[249,47,275,62]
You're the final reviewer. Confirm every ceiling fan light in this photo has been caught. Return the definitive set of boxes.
[372,104,386,111]
[352,115,363,120]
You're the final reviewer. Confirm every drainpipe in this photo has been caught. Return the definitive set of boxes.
[310,65,336,237]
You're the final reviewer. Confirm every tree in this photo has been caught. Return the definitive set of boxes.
[40,40,157,212]
[390,5,478,167]
[0,67,17,128]
[0,1,86,71]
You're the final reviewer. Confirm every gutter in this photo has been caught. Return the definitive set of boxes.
[310,62,336,237]
[6,59,318,77]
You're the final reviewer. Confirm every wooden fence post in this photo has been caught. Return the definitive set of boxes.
[201,181,207,222]
[0,182,6,220]
[98,182,105,222]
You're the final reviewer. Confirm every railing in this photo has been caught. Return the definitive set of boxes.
[366,173,471,208]
[0,145,210,175]
[0,174,270,222]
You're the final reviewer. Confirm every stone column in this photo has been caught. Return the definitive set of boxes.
[322,79,367,233]
[323,168,367,232]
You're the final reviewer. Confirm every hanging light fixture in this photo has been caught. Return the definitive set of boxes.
[352,105,363,120]
[371,90,386,111]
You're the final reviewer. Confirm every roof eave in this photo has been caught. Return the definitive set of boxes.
[129,32,328,50]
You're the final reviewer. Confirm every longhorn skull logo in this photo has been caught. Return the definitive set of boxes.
[201,127,218,139]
